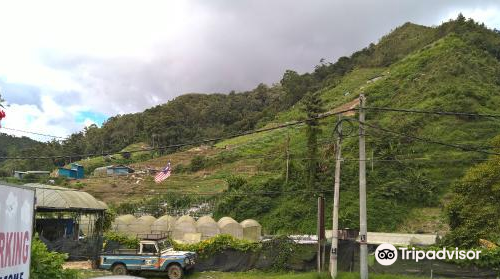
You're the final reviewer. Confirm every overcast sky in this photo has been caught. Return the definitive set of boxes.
[0,0,499,141]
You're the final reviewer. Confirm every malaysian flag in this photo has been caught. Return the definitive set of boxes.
[155,161,171,183]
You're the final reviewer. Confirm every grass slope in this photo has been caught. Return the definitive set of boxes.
[67,22,500,236]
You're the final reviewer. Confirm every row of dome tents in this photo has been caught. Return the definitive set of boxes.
[112,215,261,243]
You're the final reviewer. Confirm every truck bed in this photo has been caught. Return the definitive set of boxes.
[101,249,138,255]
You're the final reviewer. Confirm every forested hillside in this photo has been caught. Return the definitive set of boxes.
[2,15,500,246]
[0,133,39,175]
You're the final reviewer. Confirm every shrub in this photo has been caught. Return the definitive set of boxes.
[226,175,247,191]
[190,155,206,172]
[30,236,77,279]
[104,232,139,249]
[173,234,259,259]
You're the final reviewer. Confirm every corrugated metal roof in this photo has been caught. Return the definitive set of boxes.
[24,183,107,212]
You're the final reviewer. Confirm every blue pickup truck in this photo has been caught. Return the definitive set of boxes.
[99,235,196,279]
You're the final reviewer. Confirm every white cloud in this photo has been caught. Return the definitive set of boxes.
[443,6,500,28]
[0,0,499,140]
[0,96,98,141]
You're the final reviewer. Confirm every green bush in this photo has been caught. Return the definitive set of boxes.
[103,232,139,249]
[173,234,259,259]
[226,175,247,191]
[30,236,77,279]
[261,235,300,271]
[173,234,303,271]
[190,155,206,172]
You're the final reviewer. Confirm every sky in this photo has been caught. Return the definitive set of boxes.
[0,0,499,141]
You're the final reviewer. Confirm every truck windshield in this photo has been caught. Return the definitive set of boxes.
[158,240,172,251]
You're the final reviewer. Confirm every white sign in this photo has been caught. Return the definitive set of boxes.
[0,184,35,279]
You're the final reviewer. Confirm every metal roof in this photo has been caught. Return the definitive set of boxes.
[24,183,107,212]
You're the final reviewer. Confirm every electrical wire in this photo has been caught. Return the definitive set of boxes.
[0,107,357,160]
[364,107,500,119]
[357,120,500,156]
[0,127,68,139]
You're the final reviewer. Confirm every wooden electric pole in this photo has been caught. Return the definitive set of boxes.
[330,116,342,278]
[359,94,368,279]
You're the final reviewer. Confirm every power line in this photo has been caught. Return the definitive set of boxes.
[0,127,68,139]
[364,107,500,119]
[1,154,493,187]
[0,108,357,160]
[357,120,500,156]
[2,105,499,159]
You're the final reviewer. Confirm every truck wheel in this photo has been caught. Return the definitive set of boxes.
[111,264,128,275]
[167,264,183,279]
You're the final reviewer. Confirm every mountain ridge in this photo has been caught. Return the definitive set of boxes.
[2,16,500,239]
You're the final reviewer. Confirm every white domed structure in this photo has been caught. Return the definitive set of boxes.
[112,214,136,235]
[129,215,156,234]
[177,215,196,224]
[217,217,243,239]
[151,215,176,233]
[240,219,262,242]
[172,215,197,241]
[196,216,220,240]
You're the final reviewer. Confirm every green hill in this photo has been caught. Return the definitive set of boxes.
[0,133,41,175]
[3,16,500,242]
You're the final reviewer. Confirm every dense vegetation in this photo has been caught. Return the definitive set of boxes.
[446,136,500,247]
[212,17,500,237]
[31,236,76,279]
[2,15,500,248]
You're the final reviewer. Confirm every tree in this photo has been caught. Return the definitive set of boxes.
[446,136,500,247]
[302,91,324,188]
[280,70,315,106]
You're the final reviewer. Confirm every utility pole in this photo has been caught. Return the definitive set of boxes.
[317,196,325,273]
[151,134,156,158]
[330,116,342,278]
[285,132,290,184]
[359,94,368,279]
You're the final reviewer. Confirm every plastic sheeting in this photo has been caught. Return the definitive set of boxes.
[172,215,197,241]
[112,214,137,235]
[151,215,176,233]
[240,219,261,242]
[25,183,107,212]
[129,215,156,234]
[218,217,243,239]
[196,216,220,240]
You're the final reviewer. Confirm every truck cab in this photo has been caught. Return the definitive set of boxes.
[99,235,196,279]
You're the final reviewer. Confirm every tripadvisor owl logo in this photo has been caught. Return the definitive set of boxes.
[375,243,482,266]
[375,243,398,266]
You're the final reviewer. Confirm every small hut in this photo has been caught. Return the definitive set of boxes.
[240,219,262,242]
[217,217,243,239]
[172,215,197,241]
[94,165,134,177]
[23,183,107,260]
[151,215,177,234]
[196,216,220,240]
[128,215,156,235]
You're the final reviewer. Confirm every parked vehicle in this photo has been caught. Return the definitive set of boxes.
[99,234,196,279]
